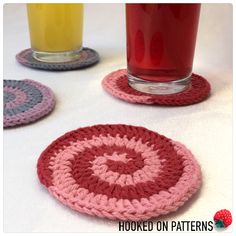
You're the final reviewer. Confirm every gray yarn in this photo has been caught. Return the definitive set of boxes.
[4,92,16,103]
[4,80,43,116]
[16,47,99,71]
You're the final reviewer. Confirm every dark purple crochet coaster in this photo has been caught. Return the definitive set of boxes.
[4,79,56,128]
[16,47,99,71]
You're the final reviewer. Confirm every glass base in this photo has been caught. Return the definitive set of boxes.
[32,48,82,63]
[128,74,191,95]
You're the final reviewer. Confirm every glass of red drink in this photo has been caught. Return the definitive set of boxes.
[126,3,201,94]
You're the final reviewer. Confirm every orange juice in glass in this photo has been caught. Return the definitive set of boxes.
[27,3,83,62]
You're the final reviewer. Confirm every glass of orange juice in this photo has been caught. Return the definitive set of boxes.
[27,3,83,63]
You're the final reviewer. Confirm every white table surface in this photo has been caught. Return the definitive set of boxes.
[3,3,233,233]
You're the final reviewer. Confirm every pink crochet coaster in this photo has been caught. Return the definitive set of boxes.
[102,69,211,106]
[37,124,202,221]
[4,79,55,128]
[16,47,99,71]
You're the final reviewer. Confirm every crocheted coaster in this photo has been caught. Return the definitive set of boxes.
[37,124,202,221]
[102,69,211,106]
[4,79,55,128]
[16,47,99,71]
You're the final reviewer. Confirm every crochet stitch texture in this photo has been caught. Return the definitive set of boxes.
[16,47,99,71]
[37,124,202,221]
[4,79,55,127]
[102,69,211,106]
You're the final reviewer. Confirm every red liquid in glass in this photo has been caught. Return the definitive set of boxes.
[126,4,201,82]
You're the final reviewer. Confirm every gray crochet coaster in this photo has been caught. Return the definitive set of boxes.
[4,79,56,128]
[16,47,99,71]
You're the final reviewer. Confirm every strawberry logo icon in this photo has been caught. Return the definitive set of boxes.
[214,209,232,228]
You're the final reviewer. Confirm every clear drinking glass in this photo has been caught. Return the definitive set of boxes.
[27,3,84,63]
[126,3,201,94]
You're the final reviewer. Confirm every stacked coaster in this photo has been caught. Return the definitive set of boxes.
[16,47,99,71]
[102,69,211,106]
[37,124,202,221]
[4,79,55,128]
